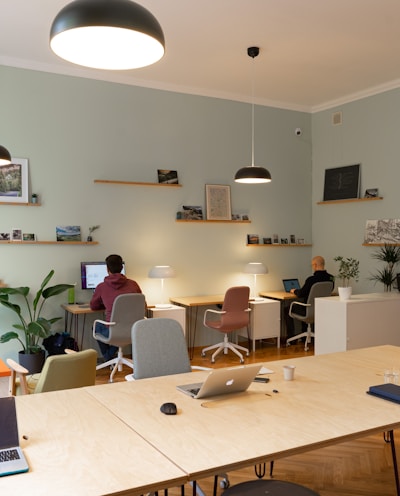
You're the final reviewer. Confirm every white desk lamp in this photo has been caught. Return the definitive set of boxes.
[148,265,176,308]
[244,262,268,301]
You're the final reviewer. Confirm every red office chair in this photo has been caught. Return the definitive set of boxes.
[201,286,251,363]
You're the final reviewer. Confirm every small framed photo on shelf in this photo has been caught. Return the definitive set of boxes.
[0,158,29,203]
[364,188,378,198]
[231,214,241,221]
[0,232,10,241]
[263,237,272,244]
[272,234,279,244]
[11,228,22,241]
[56,226,81,242]
[182,205,203,220]
[247,234,259,244]
[290,234,296,244]
[297,238,305,244]
[281,238,288,244]
[157,169,179,185]
[205,184,231,221]
[242,214,249,221]
[23,233,36,241]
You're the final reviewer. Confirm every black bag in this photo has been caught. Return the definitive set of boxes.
[43,332,79,355]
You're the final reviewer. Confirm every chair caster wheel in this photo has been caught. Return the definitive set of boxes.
[201,352,205,357]
[211,359,215,363]
[220,479,230,489]
[286,342,291,347]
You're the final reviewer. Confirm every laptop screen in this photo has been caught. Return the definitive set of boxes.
[283,279,300,293]
[0,397,19,449]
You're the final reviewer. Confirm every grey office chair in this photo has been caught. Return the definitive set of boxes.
[93,293,146,382]
[286,281,333,351]
[201,286,251,363]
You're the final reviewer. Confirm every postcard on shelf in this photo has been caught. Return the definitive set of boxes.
[23,233,36,241]
[247,234,259,244]
[0,233,10,241]
[11,228,22,241]
[157,169,179,184]
[182,206,203,220]
[56,226,81,242]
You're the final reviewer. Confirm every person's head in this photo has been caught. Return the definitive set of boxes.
[312,256,325,271]
[106,254,124,274]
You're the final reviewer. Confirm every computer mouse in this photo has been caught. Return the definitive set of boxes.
[160,402,177,415]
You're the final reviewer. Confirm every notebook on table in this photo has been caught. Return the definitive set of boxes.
[282,278,300,293]
[176,363,262,399]
[0,396,29,477]
[367,383,400,404]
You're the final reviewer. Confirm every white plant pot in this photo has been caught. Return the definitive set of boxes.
[338,286,352,301]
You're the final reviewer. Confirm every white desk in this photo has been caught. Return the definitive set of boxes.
[147,304,186,334]
[315,292,400,355]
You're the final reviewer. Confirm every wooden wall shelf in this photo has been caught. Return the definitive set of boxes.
[362,243,400,247]
[0,202,41,206]
[317,197,383,205]
[247,243,312,247]
[176,220,251,224]
[94,179,181,188]
[0,241,98,245]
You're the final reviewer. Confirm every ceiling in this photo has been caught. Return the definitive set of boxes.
[2,0,400,112]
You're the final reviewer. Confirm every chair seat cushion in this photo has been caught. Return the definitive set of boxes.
[222,479,319,495]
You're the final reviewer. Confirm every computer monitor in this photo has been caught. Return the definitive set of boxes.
[80,261,126,290]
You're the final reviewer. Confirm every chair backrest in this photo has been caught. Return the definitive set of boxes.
[131,318,191,379]
[108,293,146,347]
[218,286,250,331]
[34,349,98,393]
[304,281,334,321]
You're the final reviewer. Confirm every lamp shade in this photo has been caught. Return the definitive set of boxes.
[244,262,268,275]
[50,0,165,70]
[0,145,12,166]
[235,166,272,184]
[148,265,176,279]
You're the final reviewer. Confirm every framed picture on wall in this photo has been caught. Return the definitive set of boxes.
[205,184,232,220]
[0,158,29,203]
[323,163,361,201]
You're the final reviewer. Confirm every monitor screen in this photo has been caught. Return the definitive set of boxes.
[80,261,126,290]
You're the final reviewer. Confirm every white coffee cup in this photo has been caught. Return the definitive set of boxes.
[283,365,296,381]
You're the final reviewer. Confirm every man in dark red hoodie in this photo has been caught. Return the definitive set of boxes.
[90,254,143,361]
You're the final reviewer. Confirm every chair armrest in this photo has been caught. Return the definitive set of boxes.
[7,358,30,396]
[191,366,212,371]
[203,308,226,326]
[64,348,77,354]
[92,319,116,337]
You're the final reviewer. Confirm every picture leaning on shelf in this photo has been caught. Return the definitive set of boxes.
[157,169,179,185]
[247,234,259,244]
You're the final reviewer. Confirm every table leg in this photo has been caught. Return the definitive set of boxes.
[388,430,400,496]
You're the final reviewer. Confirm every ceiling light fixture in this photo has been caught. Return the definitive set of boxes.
[0,145,12,166]
[235,47,272,184]
[50,0,165,70]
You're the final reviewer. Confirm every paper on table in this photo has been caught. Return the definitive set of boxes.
[258,366,274,374]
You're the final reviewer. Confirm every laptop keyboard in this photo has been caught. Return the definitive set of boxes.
[189,388,200,396]
[0,449,20,462]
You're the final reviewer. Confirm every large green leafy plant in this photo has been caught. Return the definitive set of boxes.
[369,244,400,291]
[0,270,73,354]
[334,256,360,287]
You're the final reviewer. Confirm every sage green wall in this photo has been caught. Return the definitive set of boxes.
[312,88,400,294]
[0,65,312,361]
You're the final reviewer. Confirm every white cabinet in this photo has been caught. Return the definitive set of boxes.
[315,292,400,355]
[148,305,186,335]
[237,299,281,352]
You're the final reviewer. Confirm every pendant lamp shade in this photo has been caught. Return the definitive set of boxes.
[50,0,165,70]
[0,145,12,166]
[235,47,272,184]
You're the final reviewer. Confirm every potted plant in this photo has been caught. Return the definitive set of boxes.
[0,270,73,373]
[369,244,400,291]
[87,225,100,242]
[333,256,360,300]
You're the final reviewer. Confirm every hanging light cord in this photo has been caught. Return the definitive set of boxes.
[251,54,255,167]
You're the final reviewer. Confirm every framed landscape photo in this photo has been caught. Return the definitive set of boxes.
[0,158,29,203]
[205,184,232,221]
[56,226,81,242]
[23,233,36,241]
[157,169,179,185]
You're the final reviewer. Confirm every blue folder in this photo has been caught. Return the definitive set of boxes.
[367,383,400,404]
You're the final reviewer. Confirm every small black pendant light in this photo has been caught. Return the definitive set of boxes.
[0,145,12,166]
[235,47,272,184]
[50,0,165,70]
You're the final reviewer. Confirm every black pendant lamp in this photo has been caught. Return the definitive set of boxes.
[0,145,12,166]
[50,0,165,70]
[235,47,272,184]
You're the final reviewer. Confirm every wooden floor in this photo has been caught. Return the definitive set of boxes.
[96,340,400,496]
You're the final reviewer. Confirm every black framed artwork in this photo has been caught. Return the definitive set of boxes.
[323,164,361,201]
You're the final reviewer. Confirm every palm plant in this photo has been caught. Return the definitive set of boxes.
[369,244,400,291]
[0,270,73,353]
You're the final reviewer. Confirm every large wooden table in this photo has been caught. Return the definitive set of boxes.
[4,346,400,495]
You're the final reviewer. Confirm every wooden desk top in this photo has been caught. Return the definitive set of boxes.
[170,294,225,307]
[61,303,102,315]
[87,345,400,480]
[6,389,186,495]
[0,357,10,377]
[259,290,298,301]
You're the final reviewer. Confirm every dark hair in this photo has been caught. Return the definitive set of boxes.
[106,254,123,274]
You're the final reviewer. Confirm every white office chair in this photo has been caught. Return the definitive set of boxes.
[286,281,333,351]
[93,293,145,382]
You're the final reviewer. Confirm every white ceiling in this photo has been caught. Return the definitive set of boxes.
[2,0,400,112]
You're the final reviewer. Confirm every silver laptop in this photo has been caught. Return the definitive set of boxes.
[0,397,29,477]
[283,278,300,293]
[177,364,262,399]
